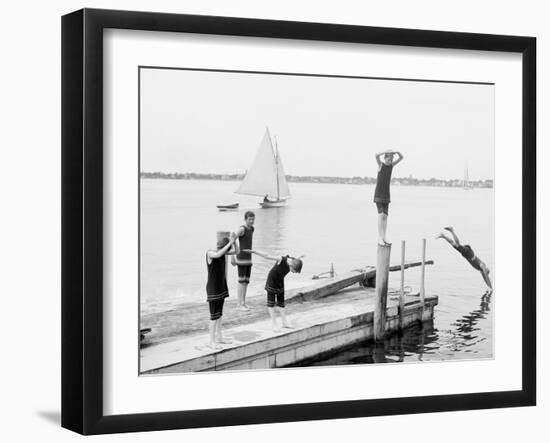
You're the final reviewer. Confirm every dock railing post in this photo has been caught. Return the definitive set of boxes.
[399,241,405,331]
[420,238,426,321]
[374,243,391,341]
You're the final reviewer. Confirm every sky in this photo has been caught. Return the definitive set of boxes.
[140,67,494,180]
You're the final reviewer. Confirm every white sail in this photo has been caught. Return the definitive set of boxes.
[274,147,291,199]
[236,128,291,199]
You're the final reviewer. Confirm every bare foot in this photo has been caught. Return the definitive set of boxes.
[444,226,454,232]
[217,338,233,345]
[272,326,281,333]
[206,343,222,350]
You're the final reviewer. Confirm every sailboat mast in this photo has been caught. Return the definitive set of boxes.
[275,135,280,200]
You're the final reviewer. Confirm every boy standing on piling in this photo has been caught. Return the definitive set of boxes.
[244,249,303,332]
[234,211,255,310]
[206,232,239,349]
[374,150,404,245]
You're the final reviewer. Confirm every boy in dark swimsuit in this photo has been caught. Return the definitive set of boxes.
[243,249,303,332]
[374,150,404,245]
[437,226,492,290]
[206,232,239,349]
[234,211,255,311]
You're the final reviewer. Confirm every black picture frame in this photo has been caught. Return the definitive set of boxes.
[61,8,536,435]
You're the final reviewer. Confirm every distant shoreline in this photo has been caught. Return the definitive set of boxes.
[140,172,493,189]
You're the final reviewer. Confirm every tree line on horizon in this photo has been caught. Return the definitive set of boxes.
[140,171,493,188]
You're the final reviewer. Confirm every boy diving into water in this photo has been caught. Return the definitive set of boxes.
[243,249,303,332]
[437,226,492,290]
[374,150,404,245]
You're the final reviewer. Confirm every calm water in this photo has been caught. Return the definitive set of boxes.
[140,179,494,362]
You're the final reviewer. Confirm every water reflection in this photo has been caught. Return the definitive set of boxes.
[254,207,287,254]
[292,290,493,366]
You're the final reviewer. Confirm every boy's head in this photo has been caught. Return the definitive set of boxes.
[382,152,394,165]
[244,210,255,227]
[289,258,303,273]
[217,237,230,250]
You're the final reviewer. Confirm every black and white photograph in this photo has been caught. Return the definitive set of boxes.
[138,67,495,374]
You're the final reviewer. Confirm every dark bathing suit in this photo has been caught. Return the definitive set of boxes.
[206,254,229,320]
[455,244,482,271]
[374,163,393,215]
[236,225,254,283]
[265,256,290,308]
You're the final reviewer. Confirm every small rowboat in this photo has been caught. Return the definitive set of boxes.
[216,203,239,211]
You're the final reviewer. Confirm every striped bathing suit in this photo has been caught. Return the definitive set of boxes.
[265,256,290,308]
[206,253,229,319]
[236,225,254,283]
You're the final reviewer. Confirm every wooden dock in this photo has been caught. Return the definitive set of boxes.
[141,285,438,374]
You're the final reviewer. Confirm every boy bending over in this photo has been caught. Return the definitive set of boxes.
[244,249,303,332]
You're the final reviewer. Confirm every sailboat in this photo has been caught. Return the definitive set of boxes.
[236,128,291,208]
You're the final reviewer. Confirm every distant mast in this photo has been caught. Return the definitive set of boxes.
[274,135,280,201]
[463,163,471,190]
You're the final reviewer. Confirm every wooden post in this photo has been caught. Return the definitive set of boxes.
[420,238,426,305]
[399,241,405,331]
[374,243,391,341]
[330,263,335,278]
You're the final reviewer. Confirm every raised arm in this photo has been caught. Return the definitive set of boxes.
[392,151,404,166]
[375,151,383,166]
[227,234,240,256]
[207,233,237,259]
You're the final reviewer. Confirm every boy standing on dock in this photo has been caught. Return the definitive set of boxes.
[234,211,255,310]
[244,249,303,332]
[374,150,404,245]
[206,232,239,349]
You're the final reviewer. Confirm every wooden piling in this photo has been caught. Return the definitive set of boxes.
[420,239,426,305]
[374,243,391,341]
[399,241,405,331]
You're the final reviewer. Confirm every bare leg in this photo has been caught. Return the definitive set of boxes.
[267,307,280,332]
[215,317,232,344]
[444,226,461,246]
[208,320,221,349]
[242,283,249,309]
[237,283,245,309]
[378,213,388,245]
[277,307,294,329]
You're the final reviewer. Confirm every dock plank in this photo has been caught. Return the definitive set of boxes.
[141,288,438,373]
